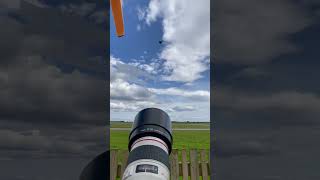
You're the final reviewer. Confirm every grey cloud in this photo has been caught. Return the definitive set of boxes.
[89,10,107,24]
[0,3,108,128]
[59,2,96,17]
[0,0,108,73]
[2,58,106,126]
[214,128,280,158]
[213,127,320,180]
[0,0,108,163]
[171,105,196,112]
[213,0,313,65]
[0,16,23,66]
[214,87,320,126]
[212,0,320,179]
[216,140,277,158]
[0,0,20,9]
[0,2,108,180]
[0,129,105,159]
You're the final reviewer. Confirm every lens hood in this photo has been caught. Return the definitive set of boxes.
[128,108,173,154]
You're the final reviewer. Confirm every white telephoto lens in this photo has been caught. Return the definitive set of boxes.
[122,137,170,180]
[122,159,170,180]
[122,108,173,180]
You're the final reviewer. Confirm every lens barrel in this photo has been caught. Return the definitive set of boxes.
[129,108,173,153]
[122,108,173,180]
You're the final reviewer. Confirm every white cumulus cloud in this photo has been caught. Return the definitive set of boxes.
[149,87,210,101]
[140,0,210,83]
[110,55,210,120]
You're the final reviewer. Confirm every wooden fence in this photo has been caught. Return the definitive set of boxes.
[110,149,210,180]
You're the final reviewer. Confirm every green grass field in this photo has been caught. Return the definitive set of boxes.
[110,121,210,150]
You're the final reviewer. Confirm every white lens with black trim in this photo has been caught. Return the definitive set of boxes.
[122,137,170,180]
[121,108,173,180]
[122,159,170,180]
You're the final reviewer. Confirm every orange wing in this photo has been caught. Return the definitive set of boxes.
[111,0,125,37]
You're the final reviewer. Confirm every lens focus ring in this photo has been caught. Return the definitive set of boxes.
[127,145,170,169]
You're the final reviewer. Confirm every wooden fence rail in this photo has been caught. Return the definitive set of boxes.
[110,149,210,180]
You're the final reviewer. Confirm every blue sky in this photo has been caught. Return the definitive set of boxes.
[110,0,210,121]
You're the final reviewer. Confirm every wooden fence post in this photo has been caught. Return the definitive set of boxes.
[201,149,208,180]
[170,149,179,180]
[181,149,189,180]
[110,150,118,180]
[119,150,129,179]
[190,149,199,180]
